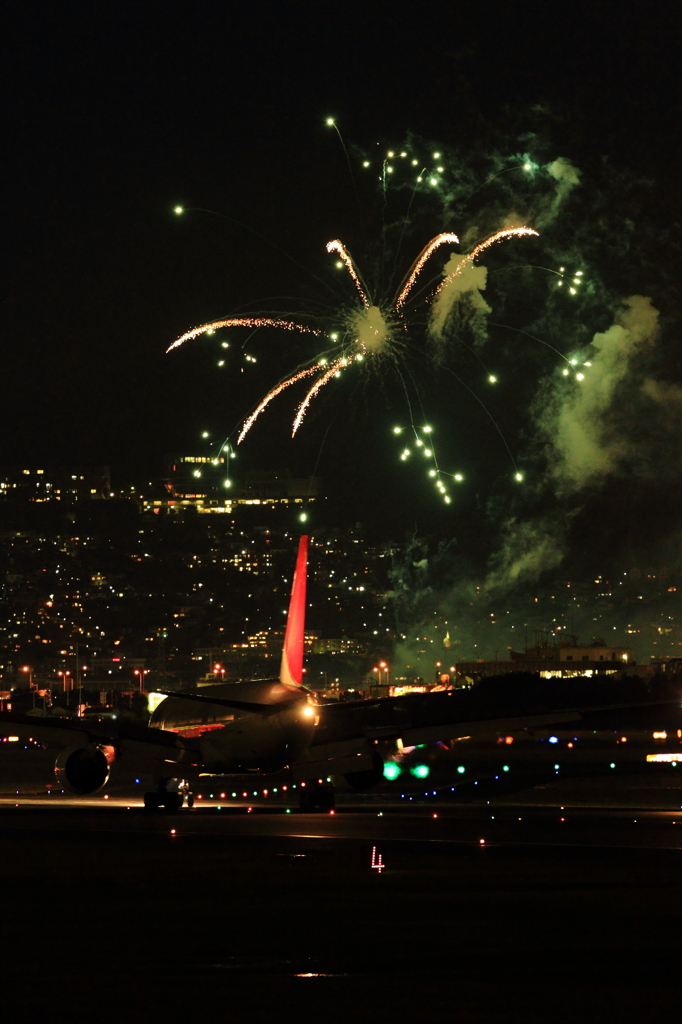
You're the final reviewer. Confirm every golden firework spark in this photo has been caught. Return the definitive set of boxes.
[326,239,369,307]
[394,232,460,308]
[436,227,539,295]
[292,358,345,436]
[167,317,321,353]
[237,365,320,443]
[170,226,539,446]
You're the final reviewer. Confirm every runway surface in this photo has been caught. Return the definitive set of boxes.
[1,797,682,851]
[2,744,682,1021]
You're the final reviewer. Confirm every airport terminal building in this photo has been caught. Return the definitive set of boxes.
[455,634,635,682]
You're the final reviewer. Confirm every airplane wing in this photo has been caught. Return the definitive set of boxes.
[290,683,681,781]
[0,710,202,776]
[288,689,583,779]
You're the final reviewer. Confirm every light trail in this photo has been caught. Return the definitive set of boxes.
[435,227,539,296]
[167,317,322,352]
[237,366,320,444]
[292,358,345,435]
[395,232,459,308]
[326,239,370,307]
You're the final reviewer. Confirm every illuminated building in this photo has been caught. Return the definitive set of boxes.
[143,462,321,515]
[455,632,635,681]
[0,465,111,502]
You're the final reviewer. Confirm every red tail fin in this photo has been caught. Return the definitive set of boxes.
[279,535,309,689]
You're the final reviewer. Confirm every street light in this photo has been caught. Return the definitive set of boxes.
[20,665,33,689]
[213,663,225,681]
[133,667,148,692]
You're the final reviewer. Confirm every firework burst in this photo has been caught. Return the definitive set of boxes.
[169,227,538,444]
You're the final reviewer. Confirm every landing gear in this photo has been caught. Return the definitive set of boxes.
[143,792,159,811]
[143,778,186,812]
[298,781,335,813]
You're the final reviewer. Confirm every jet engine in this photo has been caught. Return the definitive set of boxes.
[54,744,114,794]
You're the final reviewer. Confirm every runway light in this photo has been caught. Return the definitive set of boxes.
[457,766,466,774]
[549,736,559,744]
[411,764,430,778]
[383,762,402,780]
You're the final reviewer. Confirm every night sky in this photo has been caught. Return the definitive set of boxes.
[4,2,682,562]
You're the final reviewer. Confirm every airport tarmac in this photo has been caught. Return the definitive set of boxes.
[2,743,681,1021]
[1,797,682,851]
[2,795,682,1023]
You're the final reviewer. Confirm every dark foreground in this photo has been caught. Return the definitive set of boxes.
[1,802,681,1023]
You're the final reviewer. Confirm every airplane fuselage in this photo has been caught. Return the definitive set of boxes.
[149,680,317,774]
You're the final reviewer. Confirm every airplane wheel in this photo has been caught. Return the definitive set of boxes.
[143,792,160,811]
[317,789,335,812]
[299,785,335,813]
[186,793,195,808]
[163,793,184,812]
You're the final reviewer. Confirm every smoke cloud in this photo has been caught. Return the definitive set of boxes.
[428,259,491,346]
[482,296,662,595]
[534,156,581,228]
[641,378,682,407]
[540,295,659,494]
[483,514,569,596]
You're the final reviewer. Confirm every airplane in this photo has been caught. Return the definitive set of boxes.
[0,535,665,811]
